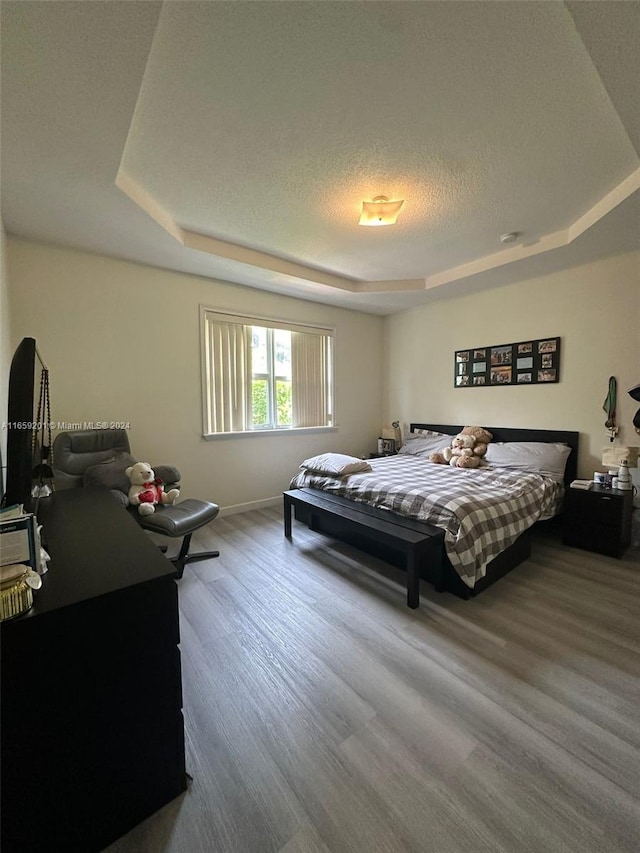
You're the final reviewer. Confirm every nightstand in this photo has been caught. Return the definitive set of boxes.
[562,484,633,558]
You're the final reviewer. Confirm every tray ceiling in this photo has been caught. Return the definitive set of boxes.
[2,1,639,314]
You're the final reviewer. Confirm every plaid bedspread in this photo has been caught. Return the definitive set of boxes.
[290,456,563,588]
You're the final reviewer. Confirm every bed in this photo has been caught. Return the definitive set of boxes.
[285,423,579,603]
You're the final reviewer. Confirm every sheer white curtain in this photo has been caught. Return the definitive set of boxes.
[205,320,251,433]
[291,331,330,428]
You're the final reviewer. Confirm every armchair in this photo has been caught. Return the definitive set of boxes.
[52,429,220,578]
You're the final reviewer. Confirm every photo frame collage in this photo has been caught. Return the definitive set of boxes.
[454,336,561,387]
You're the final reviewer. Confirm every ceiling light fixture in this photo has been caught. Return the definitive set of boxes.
[358,196,405,226]
[499,232,520,244]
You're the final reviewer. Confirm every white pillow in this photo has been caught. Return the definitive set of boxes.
[300,453,372,476]
[398,429,454,457]
[485,442,571,483]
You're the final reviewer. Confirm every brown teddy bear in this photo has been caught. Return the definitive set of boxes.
[460,425,493,460]
[429,425,493,467]
[446,433,481,468]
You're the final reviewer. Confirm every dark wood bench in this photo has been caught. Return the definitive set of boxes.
[283,488,445,609]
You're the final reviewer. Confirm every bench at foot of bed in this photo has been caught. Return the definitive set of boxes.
[283,488,446,609]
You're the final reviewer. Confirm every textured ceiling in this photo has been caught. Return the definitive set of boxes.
[2,1,639,315]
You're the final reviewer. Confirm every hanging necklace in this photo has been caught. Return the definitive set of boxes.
[32,367,54,495]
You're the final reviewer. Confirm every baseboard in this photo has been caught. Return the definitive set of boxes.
[219,496,281,517]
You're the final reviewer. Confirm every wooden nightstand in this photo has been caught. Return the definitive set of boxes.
[562,484,633,558]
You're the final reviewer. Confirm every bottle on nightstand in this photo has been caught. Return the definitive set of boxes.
[614,460,633,491]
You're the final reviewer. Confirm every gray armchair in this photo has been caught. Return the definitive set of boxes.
[53,429,219,578]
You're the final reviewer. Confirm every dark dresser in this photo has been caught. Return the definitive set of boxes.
[0,488,186,852]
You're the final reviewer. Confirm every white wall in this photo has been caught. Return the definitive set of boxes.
[0,223,12,489]
[384,251,640,486]
[7,238,384,509]
[9,237,639,510]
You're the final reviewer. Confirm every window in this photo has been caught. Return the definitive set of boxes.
[201,309,334,435]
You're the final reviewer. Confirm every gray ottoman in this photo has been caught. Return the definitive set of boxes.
[133,499,220,578]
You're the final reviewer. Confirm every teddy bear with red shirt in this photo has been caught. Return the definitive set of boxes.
[125,461,180,516]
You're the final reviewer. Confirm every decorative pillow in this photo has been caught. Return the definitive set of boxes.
[484,442,571,483]
[83,451,137,493]
[300,453,372,476]
[398,429,454,457]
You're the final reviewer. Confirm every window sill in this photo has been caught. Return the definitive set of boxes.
[203,426,337,441]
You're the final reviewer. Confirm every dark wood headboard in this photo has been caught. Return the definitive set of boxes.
[410,423,580,486]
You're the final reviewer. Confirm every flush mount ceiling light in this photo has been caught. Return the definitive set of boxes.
[358,195,405,226]
[499,231,520,244]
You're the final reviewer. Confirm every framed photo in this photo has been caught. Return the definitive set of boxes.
[491,366,512,384]
[381,438,396,455]
[491,346,512,365]
[538,368,556,382]
[454,336,560,388]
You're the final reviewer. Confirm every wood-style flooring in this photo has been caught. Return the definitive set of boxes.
[105,508,640,853]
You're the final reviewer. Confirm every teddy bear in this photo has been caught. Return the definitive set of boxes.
[125,462,180,516]
[459,425,493,460]
[445,433,482,468]
[429,426,493,468]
